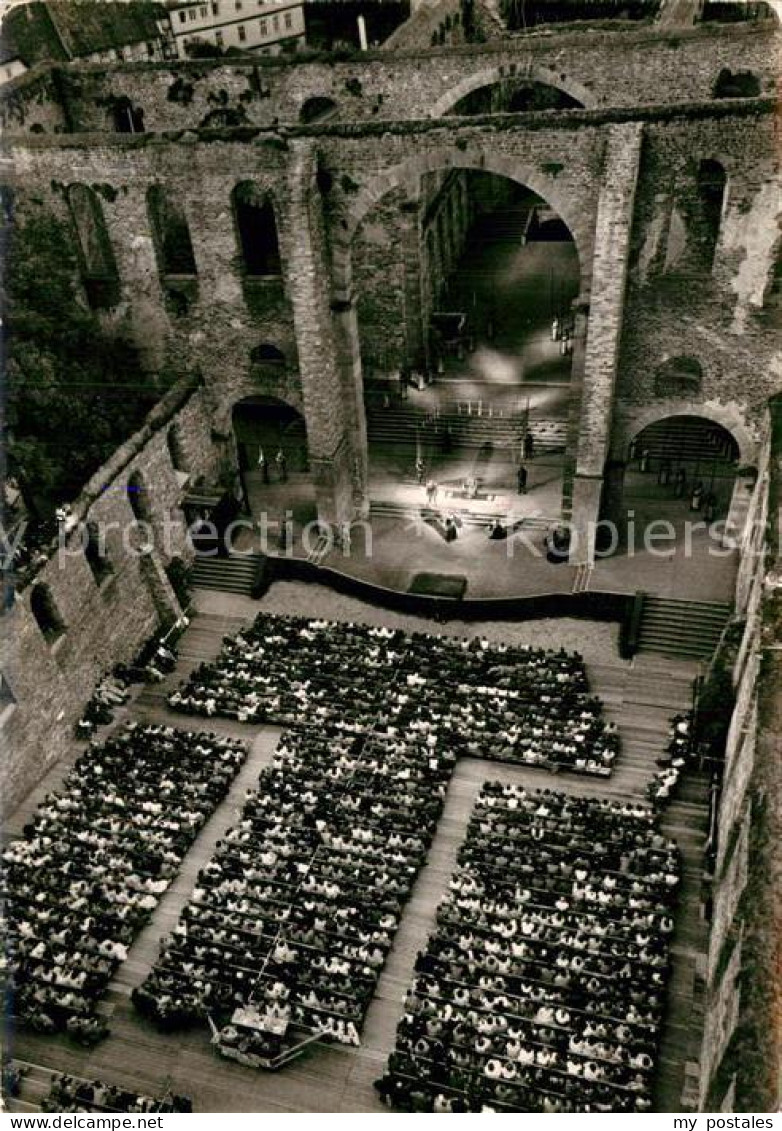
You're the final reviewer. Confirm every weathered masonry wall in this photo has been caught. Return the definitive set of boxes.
[0,382,220,816]
[352,167,473,374]
[613,112,781,455]
[696,426,781,1111]
[0,20,776,135]
[4,99,778,536]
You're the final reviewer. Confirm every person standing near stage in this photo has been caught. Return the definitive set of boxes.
[517,463,528,495]
[415,456,425,485]
[257,447,269,485]
[275,448,287,483]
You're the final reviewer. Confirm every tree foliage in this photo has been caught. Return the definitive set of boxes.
[3,211,161,516]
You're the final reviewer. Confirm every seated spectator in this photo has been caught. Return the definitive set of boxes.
[1,724,247,1040]
[375,784,678,1113]
[168,613,619,778]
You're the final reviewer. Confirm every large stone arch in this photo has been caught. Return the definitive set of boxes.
[331,146,592,303]
[429,64,597,119]
[616,400,757,467]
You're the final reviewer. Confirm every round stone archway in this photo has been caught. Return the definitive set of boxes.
[616,401,757,468]
[428,63,597,118]
[330,145,593,305]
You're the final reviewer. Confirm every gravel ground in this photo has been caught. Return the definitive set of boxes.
[194,581,628,666]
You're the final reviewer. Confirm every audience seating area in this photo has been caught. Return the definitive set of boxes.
[376,784,679,1113]
[1,724,247,1043]
[169,613,619,777]
[42,1073,192,1114]
[133,722,457,1060]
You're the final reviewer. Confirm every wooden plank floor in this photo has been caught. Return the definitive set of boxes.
[7,608,709,1113]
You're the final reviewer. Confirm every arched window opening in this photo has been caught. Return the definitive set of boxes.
[448,79,582,117]
[713,68,761,98]
[654,356,704,398]
[166,423,189,473]
[84,521,112,584]
[147,185,197,276]
[127,470,153,523]
[30,582,66,644]
[111,96,145,134]
[694,159,727,271]
[232,183,281,277]
[66,184,120,309]
[0,671,16,710]
[250,343,285,366]
[300,96,339,124]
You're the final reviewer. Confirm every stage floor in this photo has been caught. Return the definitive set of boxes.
[241,468,738,606]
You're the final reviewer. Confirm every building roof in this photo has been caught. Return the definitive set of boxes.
[0,3,66,65]
[0,1,166,65]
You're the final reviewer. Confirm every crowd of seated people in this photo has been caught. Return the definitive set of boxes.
[169,613,618,777]
[133,721,457,1059]
[42,1073,192,1113]
[376,783,679,1112]
[1,724,247,1043]
[76,627,183,739]
[647,713,696,809]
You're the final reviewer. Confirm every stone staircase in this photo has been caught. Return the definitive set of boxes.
[637,596,732,660]
[366,405,567,454]
[190,552,264,596]
[471,205,534,243]
[635,417,737,467]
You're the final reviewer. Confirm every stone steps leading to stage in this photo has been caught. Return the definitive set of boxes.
[190,552,264,596]
[637,596,732,660]
[366,408,567,453]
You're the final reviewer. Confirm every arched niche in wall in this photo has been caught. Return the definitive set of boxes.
[148,184,199,316]
[712,68,761,98]
[66,184,120,309]
[30,582,66,644]
[232,183,282,278]
[166,422,189,474]
[127,469,153,524]
[299,96,339,124]
[147,185,197,277]
[110,95,145,134]
[250,342,286,366]
[84,520,113,585]
[665,158,728,275]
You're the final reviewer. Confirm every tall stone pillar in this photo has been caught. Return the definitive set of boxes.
[399,188,427,370]
[284,140,365,527]
[571,122,644,564]
[561,298,590,521]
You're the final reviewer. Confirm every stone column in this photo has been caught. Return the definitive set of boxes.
[560,298,590,520]
[284,139,363,528]
[399,188,427,370]
[571,122,644,564]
